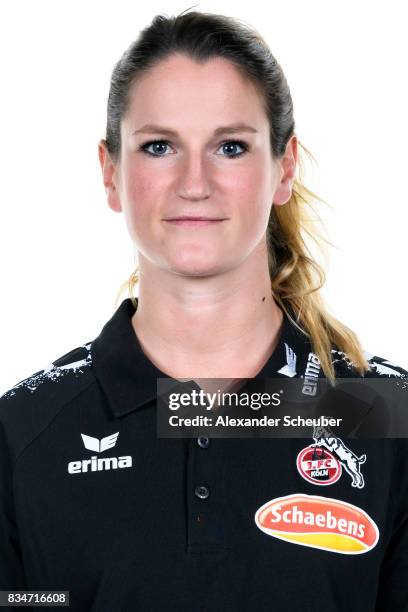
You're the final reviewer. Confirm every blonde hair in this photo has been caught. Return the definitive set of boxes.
[114,141,370,384]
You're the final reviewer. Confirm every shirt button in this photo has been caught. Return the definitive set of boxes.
[195,485,210,499]
[197,436,210,449]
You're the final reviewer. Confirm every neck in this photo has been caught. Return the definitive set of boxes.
[131,243,284,378]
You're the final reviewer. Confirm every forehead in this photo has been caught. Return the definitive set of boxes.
[123,54,267,129]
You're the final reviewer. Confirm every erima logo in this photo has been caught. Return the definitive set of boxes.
[81,431,119,453]
[277,343,297,377]
[68,432,133,475]
[302,352,321,396]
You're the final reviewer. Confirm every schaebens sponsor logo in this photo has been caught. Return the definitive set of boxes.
[68,431,133,474]
[255,493,379,554]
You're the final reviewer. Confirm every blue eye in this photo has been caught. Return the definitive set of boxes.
[217,140,248,158]
[140,140,173,156]
[139,139,249,158]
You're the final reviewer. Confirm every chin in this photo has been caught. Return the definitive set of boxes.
[162,248,218,273]
[168,260,222,277]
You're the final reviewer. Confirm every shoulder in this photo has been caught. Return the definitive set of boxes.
[362,350,408,380]
[329,347,408,440]
[331,347,408,381]
[0,341,97,463]
[1,342,94,399]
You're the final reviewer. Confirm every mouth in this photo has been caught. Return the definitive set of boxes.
[163,217,228,227]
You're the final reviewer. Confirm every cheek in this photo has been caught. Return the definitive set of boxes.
[122,168,163,228]
[227,163,273,227]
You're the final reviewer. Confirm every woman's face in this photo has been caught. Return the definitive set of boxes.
[99,53,297,277]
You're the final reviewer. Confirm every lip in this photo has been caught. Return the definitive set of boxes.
[163,218,227,227]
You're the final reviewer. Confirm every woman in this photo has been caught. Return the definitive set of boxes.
[1,9,407,612]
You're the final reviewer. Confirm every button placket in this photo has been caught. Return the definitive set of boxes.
[194,438,210,500]
[197,436,210,449]
[186,436,226,552]
[194,484,210,499]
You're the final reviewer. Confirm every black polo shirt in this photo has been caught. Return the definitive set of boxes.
[1,298,408,611]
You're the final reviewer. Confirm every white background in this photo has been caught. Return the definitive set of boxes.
[1,0,407,393]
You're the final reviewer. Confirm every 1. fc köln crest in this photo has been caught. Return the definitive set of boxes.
[296,425,366,489]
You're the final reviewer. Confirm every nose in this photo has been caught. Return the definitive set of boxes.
[177,152,211,201]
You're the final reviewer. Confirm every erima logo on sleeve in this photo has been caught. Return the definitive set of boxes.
[277,343,297,377]
[67,432,133,474]
[301,352,321,396]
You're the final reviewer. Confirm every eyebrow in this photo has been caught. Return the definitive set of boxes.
[132,123,258,137]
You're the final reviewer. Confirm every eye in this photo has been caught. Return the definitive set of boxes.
[138,138,249,158]
[139,139,174,157]
[216,140,249,158]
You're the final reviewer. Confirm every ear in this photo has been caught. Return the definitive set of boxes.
[98,139,122,213]
[273,134,298,206]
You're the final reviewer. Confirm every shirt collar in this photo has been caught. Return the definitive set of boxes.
[91,297,313,418]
